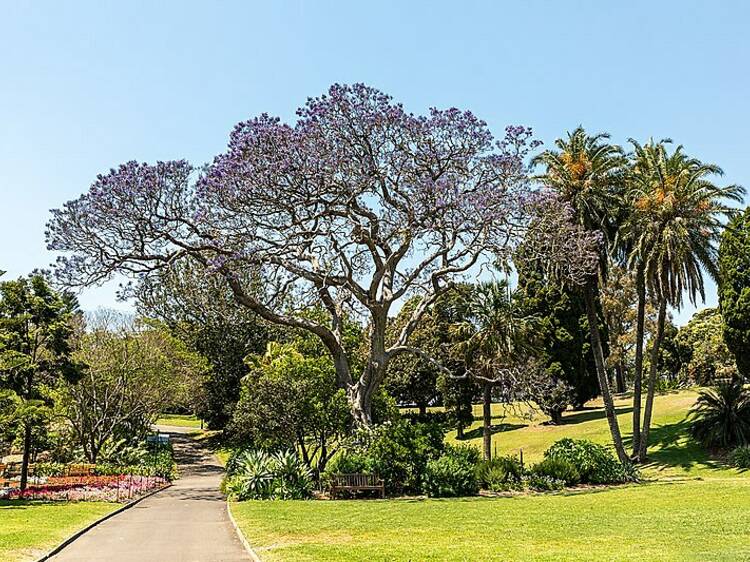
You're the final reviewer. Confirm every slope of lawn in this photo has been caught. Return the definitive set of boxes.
[230,479,750,562]
[155,413,203,428]
[0,501,117,562]
[448,389,740,479]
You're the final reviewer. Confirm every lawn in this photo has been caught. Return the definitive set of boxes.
[231,479,750,561]
[155,413,203,428]
[448,389,741,479]
[0,501,117,562]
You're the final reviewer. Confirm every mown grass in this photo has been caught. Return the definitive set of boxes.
[0,501,117,562]
[155,413,203,428]
[447,389,740,479]
[231,479,750,561]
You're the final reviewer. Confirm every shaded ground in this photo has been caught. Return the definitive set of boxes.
[50,426,248,562]
[450,389,742,478]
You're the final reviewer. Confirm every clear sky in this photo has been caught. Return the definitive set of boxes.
[1,0,747,324]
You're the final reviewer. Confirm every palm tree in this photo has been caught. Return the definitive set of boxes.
[532,127,630,463]
[690,379,750,450]
[453,281,539,460]
[622,139,745,461]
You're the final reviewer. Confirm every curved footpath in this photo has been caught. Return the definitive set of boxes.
[50,426,250,562]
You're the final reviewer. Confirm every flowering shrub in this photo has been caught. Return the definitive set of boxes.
[6,474,168,502]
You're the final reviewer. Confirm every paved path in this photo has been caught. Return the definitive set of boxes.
[51,426,249,562]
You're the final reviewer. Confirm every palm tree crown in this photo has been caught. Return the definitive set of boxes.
[622,139,744,308]
[532,126,627,243]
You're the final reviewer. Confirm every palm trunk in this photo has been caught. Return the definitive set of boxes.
[19,422,32,492]
[632,267,646,457]
[583,280,629,464]
[482,383,492,461]
[637,298,667,462]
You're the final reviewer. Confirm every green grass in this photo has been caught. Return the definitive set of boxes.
[155,413,203,428]
[231,479,750,561]
[447,389,742,479]
[0,501,117,562]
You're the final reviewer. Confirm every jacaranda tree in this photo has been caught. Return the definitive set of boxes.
[47,84,540,427]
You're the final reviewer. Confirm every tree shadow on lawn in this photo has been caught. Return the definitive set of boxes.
[638,419,727,472]
[457,422,527,441]
[560,406,633,425]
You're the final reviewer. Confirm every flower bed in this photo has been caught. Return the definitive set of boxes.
[2,474,168,502]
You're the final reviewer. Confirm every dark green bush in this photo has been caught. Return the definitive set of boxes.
[530,457,581,486]
[477,455,525,492]
[729,445,750,469]
[423,444,480,498]
[544,438,638,484]
[331,419,445,495]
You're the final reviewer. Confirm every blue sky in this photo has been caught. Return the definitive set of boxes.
[1,0,748,324]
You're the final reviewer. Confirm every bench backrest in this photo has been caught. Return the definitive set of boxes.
[331,473,381,487]
[66,464,96,477]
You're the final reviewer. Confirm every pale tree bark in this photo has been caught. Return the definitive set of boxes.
[637,298,667,462]
[631,266,646,458]
[583,280,629,464]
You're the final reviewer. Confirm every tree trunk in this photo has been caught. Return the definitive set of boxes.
[418,403,427,416]
[482,383,492,461]
[583,280,629,464]
[456,423,464,439]
[615,362,626,394]
[632,267,646,457]
[637,298,667,462]
[20,422,32,492]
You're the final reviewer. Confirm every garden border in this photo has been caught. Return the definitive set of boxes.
[35,482,172,562]
[226,501,263,562]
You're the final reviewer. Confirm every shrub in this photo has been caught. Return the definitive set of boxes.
[330,419,445,496]
[477,455,525,492]
[530,457,581,486]
[423,445,480,498]
[223,449,313,500]
[729,446,750,469]
[689,379,750,449]
[523,473,565,492]
[544,438,638,484]
[34,462,67,477]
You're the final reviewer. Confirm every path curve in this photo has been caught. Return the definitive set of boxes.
[51,426,249,562]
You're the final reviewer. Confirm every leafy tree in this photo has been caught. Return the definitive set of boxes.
[135,259,271,428]
[58,312,209,462]
[383,297,442,415]
[229,341,352,476]
[0,274,80,490]
[453,281,541,460]
[531,127,630,462]
[515,263,601,421]
[719,206,750,379]
[47,84,539,427]
[621,139,744,460]
[674,308,737,384]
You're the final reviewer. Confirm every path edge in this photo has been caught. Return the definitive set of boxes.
[36,483,172,562]
[226,501,263,562]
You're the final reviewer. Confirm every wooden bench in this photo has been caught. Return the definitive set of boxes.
[330,473,385,499]
[66,464,96,477]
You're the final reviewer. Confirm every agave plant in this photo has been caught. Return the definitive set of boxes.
[689,379,750,449]
[224,449,313,500]
[225,449,275,500]
[271,450,313,499]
